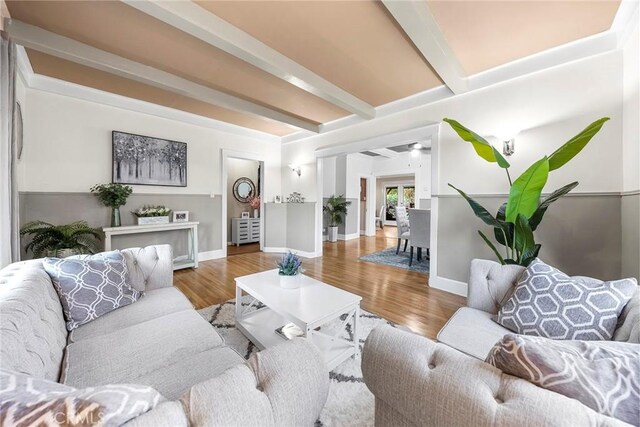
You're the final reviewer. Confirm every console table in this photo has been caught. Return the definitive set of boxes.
[103,222,199,270]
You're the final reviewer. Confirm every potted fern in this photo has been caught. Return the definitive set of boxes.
[20,221,101,258]
[323,195,351,243]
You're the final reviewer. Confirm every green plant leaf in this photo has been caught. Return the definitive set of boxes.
[529,181,579,230]
[514,213,536,264]
[505,157,550,222]
[521,244,542,266]
[449,184,502,228]
[478,230,505,265]
[548,117,609,171]
[494,203,513,246]
[443,118,510,168]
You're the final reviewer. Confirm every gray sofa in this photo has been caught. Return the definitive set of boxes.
[0,245,329,426]
[363,259,639,427]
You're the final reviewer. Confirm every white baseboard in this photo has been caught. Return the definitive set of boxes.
[429,276,468,297]
[338,233,360,241]
[263,247,321,258]
[198,250,225,261]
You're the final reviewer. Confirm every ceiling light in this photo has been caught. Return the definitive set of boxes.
[413,143,423,149]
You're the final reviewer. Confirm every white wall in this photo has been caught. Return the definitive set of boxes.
[321,157,336,198]
[19,89,281,197]
[282,50,626,290]
[622,22,639,193]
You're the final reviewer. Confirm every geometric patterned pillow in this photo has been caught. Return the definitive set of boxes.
[486,334,640,426]
[43,251,142,331]
[0,369,163,426]
[495,258,637,340]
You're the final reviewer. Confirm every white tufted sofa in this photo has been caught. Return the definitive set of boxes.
[0,245,329,426]
[362,259,638,427]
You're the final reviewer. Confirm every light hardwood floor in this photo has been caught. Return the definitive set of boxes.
[174,227,466,339]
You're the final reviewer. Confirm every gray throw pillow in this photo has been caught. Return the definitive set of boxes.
[43,251,142,331]
[487,334,640,426]
[495,258,637,340]
[0,369,163,426]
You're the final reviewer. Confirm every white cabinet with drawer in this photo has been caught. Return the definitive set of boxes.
[231,218,260,246]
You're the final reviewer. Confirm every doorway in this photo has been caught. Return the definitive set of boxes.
[383,182,415,223]
[225,157,263,256]
[360,177,367,235]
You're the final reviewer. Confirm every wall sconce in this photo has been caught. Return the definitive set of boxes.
[288,164,301,177]
[503,139,515,156]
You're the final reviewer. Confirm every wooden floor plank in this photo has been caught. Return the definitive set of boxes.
[174,228,466,339]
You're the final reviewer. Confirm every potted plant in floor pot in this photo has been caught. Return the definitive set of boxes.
[323,195,351,243]
[443,116,609,266]
[90,183,133,227]
[132,205,172,225]
[20,221,101,258]
[277,251,304,289]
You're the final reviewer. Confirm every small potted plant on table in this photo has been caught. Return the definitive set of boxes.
[323,195,351,243]
[132,205,172,225]
[90,183,133,227]
[277,251,304,289]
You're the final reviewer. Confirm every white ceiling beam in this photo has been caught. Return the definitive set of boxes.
[370,148,399,158]
[6,19,319,132]
[121,0,376,120]
[382,0,468,94]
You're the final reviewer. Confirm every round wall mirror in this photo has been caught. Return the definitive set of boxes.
[233,177,256,203]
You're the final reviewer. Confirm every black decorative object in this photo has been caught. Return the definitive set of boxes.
[112,131,187,187]
[233,177,256,203]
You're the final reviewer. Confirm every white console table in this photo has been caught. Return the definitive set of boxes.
[103,221,199,270]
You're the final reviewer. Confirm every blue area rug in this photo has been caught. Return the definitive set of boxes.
[359,247,430,274]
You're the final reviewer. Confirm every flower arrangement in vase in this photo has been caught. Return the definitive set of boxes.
[276,251,304,289]
[132,205,172,225]
[249,196,261,218]
[90,183,133,227]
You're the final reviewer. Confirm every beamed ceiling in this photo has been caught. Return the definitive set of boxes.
[5,0,622,137]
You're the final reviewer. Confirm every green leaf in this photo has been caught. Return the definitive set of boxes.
[449,184,502,228]
[548,117,609,171]
[505,157,550,222]
[514,214,536,264]
[478,230,505,265]
[529,181,579,230]
[521,244,542,266]
[494,203,513,246]
[443,118,510,168]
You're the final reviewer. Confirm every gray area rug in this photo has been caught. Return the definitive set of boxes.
[198,297,405,427]
[359,247,430,274]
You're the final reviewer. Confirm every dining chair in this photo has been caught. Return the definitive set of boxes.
[395,205,410,254]
[408,209,431,267]
[375,205,385,229]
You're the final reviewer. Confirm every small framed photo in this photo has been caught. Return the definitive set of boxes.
[274,195,282,203]
[173,211,189,222]
[241,211,250,219]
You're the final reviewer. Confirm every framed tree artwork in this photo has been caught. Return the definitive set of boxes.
[112,131,187,187]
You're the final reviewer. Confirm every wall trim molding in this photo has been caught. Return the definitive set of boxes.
[429,276,468,297]
[621,190,640,197]
[436,191,628,198]
[18,191,222,197]
[198,250,225,261]
[338,233,360,241]
[263,247,320,258]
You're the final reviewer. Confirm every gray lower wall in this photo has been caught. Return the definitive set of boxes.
[438,194,624,283]
[621,193,640,279]
[19,192,221,259]
[264,202,316,253]
[286,203,316,253]
[322,197,358,237]
[264,203,287,248]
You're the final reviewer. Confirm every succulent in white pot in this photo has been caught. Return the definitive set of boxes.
[133,205,172,225]
[276,251,304,289]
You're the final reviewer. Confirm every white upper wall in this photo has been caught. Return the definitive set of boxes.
[18,89,281,198]
[283,50,624,197]
[622,20,639,193]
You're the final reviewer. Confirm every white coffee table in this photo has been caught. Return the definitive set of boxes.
[235,269,363,370]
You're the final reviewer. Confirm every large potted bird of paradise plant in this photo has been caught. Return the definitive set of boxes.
[443,117,609,266]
